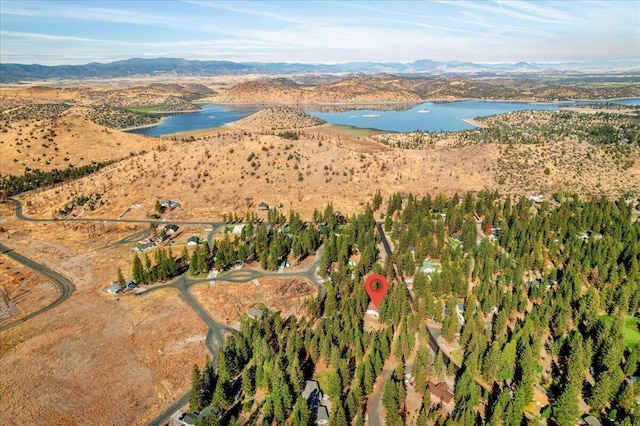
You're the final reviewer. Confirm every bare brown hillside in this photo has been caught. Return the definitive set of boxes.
[214,75,640,103]
[229,106,326,130]
[0,114,159,176]
[18,113,640,222]
[215,75,423,103]
[0,83,212,109]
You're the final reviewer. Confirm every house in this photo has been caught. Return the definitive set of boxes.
[186,236,199,246]
[182,413,198,425]
[366,301,379,318]
[533,385,550,407]
[404,365,415,387]
[421,260,435,274]
[258,202,270,210]
[231,224,246,234]
[247,306,264,320]
[427,381,454,408]
[302,380,322,407]
[528,194,544,203]
[106,283,122,295]
[198,406,221,422]
[278,261,291,274]
[584,416,602,426]
[161,200,181,209]
[166,224,179,234]
[456,302,465,325]
[315,405,329,425]
[134,241,155,253]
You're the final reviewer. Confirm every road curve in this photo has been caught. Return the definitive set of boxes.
[10,197,223,228]
[0,242,75,333]
[4,196,327,424]
[147,275,236,426]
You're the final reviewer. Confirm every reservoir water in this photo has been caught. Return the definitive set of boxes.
[127,103,262,137]
[127,98,640,136]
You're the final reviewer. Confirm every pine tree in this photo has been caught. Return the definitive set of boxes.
[242,365,255,397]
[292,395,311,426]
[553,383,579,426]
[189,364,203,413]
[132,254,144,284]
[117,267,126,289]
[330,401,347,426]
[442,297,459,343]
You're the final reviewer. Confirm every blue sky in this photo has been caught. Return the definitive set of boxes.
[1,0,638,65]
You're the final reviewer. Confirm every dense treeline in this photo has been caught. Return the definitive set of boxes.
[190,206,400,425]
[0,160,118,195]
[184,191,639,425]
[387,191,640,425]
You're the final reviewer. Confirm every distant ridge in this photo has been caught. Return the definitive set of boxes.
[1,57,639,83]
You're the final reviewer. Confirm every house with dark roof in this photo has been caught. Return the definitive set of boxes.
[182,412,197,425]
[186,236,199,246]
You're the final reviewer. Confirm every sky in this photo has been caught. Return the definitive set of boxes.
[1,0,639,65]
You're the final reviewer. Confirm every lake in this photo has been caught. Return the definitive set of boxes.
[127,103,262,137]
[127,98,640,136]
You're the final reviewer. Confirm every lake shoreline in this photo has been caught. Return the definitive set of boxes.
[210,96,640,106]
[119,116,166,132]
[462,118,484,128]
[125,97,639,137]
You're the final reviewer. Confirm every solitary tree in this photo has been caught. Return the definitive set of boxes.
[116,267,126,290]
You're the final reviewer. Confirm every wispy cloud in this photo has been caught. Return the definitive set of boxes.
[1,1,223,33]
[1,0,637,65]
[184,0,349,27]
[0,30,108,43]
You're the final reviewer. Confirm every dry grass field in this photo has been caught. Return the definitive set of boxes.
[0,203,209,425]
[0,115,158,176]
[191,276,316,328]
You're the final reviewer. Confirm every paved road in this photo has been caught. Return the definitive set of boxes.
[376,222,392,257]
[3,196,328,425]
[0,242,75,333]
[142,249,325,426]
[367,225,393,426]
[365,224,460,426]
[147,274,235,426]
[367,365,393,426]
[10,197,224,228]
[426,322,460,373]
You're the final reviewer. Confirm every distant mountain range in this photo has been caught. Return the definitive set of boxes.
[1,57,639,83]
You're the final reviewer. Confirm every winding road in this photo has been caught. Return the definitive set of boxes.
[0,242,75,333]
[366,223,458,426]
[1,197,327,426]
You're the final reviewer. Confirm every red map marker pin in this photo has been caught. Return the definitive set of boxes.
[365,274,388,308]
